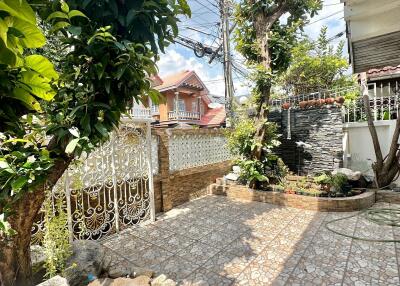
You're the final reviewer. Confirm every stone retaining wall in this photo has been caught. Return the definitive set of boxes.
[211,182,375,212]
[269,107,343,175]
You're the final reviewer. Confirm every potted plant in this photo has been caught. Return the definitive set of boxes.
[335,96,345,104]
[299,101,308,109]
[282,102,290,110]
[325,97,335,104]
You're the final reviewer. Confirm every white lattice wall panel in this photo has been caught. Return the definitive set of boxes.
[169,133,232,171]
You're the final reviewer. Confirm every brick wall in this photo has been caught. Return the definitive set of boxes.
[153,128,232,212]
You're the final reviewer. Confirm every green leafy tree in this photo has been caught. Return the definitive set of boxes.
[234,0,322,188]
[280,26,353,95]
[0,0,189,285]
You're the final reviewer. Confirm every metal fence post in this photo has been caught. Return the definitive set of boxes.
[65,169,74,243]
[146,120,156,222]
[110,133,120,233]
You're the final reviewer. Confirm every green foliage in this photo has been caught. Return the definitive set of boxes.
[330,173,348,192]
[0,0,189,227]
[226,118,285,185]
[226,119,256,158]
[313,173,330,184]
[280,26,355,95]
[42,192,71,278]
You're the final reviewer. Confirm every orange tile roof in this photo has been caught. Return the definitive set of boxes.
[155,70,192,91]
[199,107,226,127]
[367,65,400,79]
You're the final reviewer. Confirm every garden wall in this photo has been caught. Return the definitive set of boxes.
[153,128,232,212]
[269,107,343,175]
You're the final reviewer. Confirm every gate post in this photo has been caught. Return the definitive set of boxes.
[64,169,74,243]
[110,133,120,233]
[146,120,156,222]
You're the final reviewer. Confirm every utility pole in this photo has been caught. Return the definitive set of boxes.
[220,0,234,127]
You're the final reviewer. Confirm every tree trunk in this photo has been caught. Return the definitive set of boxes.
[361,72,400,188]
[0,159,71,286]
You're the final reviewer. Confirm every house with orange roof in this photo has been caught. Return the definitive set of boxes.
[132,70,226,128]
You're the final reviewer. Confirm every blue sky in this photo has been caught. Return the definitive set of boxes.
[157,0,346,97]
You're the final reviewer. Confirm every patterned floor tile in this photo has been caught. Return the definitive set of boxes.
[180,267,233,286]
[152,255,199,282]
[177,241,220,266]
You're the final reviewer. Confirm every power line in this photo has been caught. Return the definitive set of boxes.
[305,10,343,26]
[192,0,219,16]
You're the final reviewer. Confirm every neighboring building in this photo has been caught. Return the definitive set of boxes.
[365,65,400,98]
[132,70,226,128]
[342,0,400,73]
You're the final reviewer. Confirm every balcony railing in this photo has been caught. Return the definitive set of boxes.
[129,107,151,118]
[168,111,200,120]
[343,94,400,123]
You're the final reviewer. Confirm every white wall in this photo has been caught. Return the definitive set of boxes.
[344,0,400,41]
[343,120,399,184]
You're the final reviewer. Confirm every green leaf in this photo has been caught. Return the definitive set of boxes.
[94,122,108,138]
[12,18,45,48]
[65,138,79,154]
[47,11,68,21]
[25,55,59,80]
[0,0,36,25]
[11,88,42,111]
[11,176,28,190]
[61,1,70,13]
[68,127,80,138]
[68,10,88,19]
[0,160,9,169]
[49,21,70,33]
[67,25,82,36]
[18,71,55,101]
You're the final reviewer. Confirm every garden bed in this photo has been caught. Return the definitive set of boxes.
[211,179,375,212]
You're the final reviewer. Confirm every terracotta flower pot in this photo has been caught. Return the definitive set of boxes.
[282,103,290,110]
[317,99,325,106]
[325,97,335,104]
[308,99,316,107]
[299,101,308,109]
[335,96,345,104]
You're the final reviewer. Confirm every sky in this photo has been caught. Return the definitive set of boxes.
[157,0,346,98]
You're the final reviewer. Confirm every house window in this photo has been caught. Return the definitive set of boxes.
[173,98,185,111]
[192,100,198,113]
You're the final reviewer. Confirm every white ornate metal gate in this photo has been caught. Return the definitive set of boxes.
[32,119,155,243]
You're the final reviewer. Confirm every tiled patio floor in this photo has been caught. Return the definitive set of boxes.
[101,195,400,285]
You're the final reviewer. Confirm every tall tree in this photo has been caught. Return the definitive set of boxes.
[234,0,322,187]
[360,73,400,188]
[280,26,353,95]
[0,1,190,285]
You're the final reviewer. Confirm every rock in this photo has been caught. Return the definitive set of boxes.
[113,276,150,286]
[232,165,241,174]
[63,240,107,286]
[332,168,362,181]
[132,267,154,278]
[108,264,131,279]
[225,173,239,181]
[36,275,69,286]
[151,275,176,286]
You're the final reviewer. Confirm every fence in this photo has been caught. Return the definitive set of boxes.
[32,119,155,244]
[342,94,400,123]
[31,123,234,243]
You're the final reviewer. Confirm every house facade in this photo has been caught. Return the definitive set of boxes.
[132,70,226,128]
